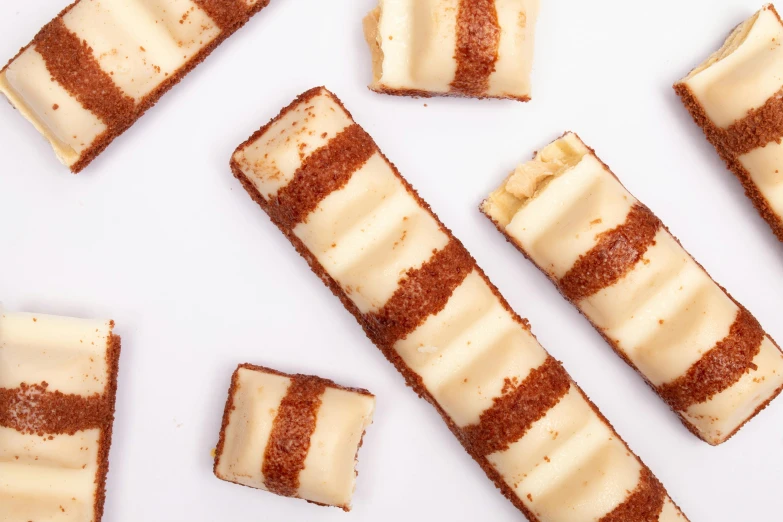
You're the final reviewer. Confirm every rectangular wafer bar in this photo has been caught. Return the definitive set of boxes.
[214,364,375,510]
[675,4,783,241]
[0,312,121,522]
[230,87,688,522]
[363,0,539,100]
[482,132,783,445]
[0,0,271,173]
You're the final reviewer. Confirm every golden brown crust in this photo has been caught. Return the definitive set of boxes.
[559,204,662,302]
[94,331,121,522]
[262,376,326,498]
[598,468,665,522]
[230,93,682,521]
[481,131,783,445]
[674,78,783,243]
[1,0,272,173]
[451,0,501,96]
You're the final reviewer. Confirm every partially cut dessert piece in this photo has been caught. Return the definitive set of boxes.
[675,4,783,241]
[0,312,121,522]
[363,0,539,100]
[213,364,375,511]
[0,0,273,172]
[482,132,783,445]
[230,87,689,522]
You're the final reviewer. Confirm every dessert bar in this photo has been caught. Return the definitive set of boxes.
[0,312,121,522]
[482,132,783,445]
[0,0,272,172]
[676,4,783,241]
[363,0,538,100]
[214,364,375,511]
[230,87,688,522]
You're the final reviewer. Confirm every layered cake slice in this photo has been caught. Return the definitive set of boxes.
[363,0,539,101]
[230,87,688,522]
[214,364,375,511]
[676,4,783,241]
[482,132,783,445]
[0,0,272,172]
[0,312,121,522]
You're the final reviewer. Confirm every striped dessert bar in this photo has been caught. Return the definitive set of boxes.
[0,312,121,522]
[363,0,538,101]
[214,364,375,510]
[230,87,688,522]
[676,4,783,242]
[482,132,783,445]
[0,0,272,173]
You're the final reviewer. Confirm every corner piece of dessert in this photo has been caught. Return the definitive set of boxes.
[482,132,783,445]
[230,87,688,522]
[0,312,121,522]
[675,3,783,242]
[363,0,539,101]
[0,0,272,172]
[213,364,375,511]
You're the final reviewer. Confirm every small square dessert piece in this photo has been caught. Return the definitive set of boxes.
[230,88,689,522]
[0,312,121,522]
[482,132,783,445]
[213,364,375,511]
[0,0,272,172]
[363,0,539,100]
[675,4,783,242]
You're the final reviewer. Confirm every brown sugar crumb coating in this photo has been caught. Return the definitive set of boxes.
[451,0,501,96]
[599,468,665,522]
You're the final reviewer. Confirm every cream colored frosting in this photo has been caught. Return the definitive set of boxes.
[0,48,107,167]
[681,5,783,128]
[0,313,112,396]
[395,270,548,427]
[234,90,352,200]
[214,368,291,490]
[63,0,220,101]
[684,336,783,444]
[583,230,739,386]
[365,0,538,98]
[659,498,686,521]
[297,387,375,508]
[505,151,637,279]
[486,132,783,444]
[488,387,667,521]
[295,153,449,314]
[738,138,783,221]
[214,367,375,509]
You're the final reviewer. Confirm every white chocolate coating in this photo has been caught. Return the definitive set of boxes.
[214,366,375,510]
[235,89,686,520]
[483,132,783,444]
[0,312,116,522]
[364,0,539,98]
[738,138,783,220]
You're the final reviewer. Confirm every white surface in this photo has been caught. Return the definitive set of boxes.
[0,0,781,520]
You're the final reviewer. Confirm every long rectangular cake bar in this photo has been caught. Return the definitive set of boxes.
[675,4,783,241]
[0,0,271,173]
[363,0,539,100]
[482,132,783,445]
[214,364,375,510]
[230,88,688,522]
[0,312,121,522]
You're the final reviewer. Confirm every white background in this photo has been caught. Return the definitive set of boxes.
[1,0,781,520]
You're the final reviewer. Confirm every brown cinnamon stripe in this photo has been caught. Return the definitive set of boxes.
[0,382,111,436]
[192,0,250,30]
[262,375,327,497]
[34,18,135,129]
[461,356,570,457]
[451,0,501,96]
[658,307,765,411]
[365,239,475,349]
[720,87,783,157]
[270,124,377,230]
[559,204,662,302]
[598,468,666,522]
